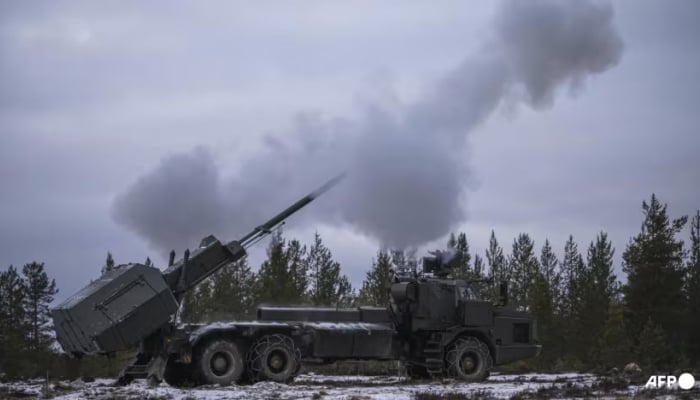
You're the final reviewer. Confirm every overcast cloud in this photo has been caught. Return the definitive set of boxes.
[1,0,699,302]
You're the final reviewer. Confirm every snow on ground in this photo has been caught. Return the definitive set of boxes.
[1,373,698,399]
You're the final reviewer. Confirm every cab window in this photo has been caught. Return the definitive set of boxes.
[460,286,477,300]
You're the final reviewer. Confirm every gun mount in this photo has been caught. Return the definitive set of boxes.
[51,174,345,357]
[421,249,461,278]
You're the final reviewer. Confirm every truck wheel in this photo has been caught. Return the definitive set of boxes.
[446,337,492,382]
[248,334,300,383]
[197,339,244,385]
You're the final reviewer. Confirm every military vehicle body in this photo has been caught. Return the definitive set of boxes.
[52,175,540,386]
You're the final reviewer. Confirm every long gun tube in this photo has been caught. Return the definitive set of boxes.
[238,173,346,248]
[163,173,346,294]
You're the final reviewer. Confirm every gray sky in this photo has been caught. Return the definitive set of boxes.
[1,0,698,303]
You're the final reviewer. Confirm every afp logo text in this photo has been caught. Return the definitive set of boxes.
[645,373,695,390]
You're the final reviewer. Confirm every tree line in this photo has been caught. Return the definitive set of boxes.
[1,193,698,379]
[507,194,699,373]
[0,262,58,377]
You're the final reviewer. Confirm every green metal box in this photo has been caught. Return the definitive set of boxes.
[52,264,178,356]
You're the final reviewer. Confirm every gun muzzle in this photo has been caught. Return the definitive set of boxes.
[238,173,346,246]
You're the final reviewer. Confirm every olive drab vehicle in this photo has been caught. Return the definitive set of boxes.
[52,174,540,387]
[388,250,541,380]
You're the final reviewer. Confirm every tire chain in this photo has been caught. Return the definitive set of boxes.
[246,334,302,382]
[445,337,493,380]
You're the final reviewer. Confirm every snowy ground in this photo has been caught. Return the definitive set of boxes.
[1,373,698,399]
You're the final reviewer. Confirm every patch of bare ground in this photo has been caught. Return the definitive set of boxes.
[414,390,498,400]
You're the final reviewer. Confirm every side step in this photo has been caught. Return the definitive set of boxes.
[424,332,445,377]
[116,353,167,386]
[116,353,150,384]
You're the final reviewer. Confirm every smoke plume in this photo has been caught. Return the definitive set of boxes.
[113,0,623,253]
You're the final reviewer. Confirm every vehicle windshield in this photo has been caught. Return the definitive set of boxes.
[459,284,482,301]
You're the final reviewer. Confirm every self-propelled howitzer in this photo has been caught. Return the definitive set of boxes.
[52,172,541,387]
[51,174,345,360]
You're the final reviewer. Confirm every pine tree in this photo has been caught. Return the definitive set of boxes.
[593,301,631,370]
[685,210,700,364]
[257,230,295,304]
[335,276,354,308]
[486,230,508,279]
[508,233,540,309]
[559,236,587,315]
[539,239,561,302]
[209,263,234,320]
[196,279,214,321]
[559,235,589,363]
[0,266,27,335]
[447,233,457,249]
[180,289,199,322]
[622,194,687,355]
[451,233,472,280]
[102,252,115,274]
[234,260,259,317]
[533,240,561,366]
[356,250,392,306]
[286,239,308,304]
[486,230,509,302]
[472,254,484,281]
[0,266,28,374]
[635,317,670,372]
[583,231,617,362]
[0,270,6,347]
[529,271,554,367]
[181,274,215,323]
[209,259,258,320]
[22,262,58,351]
[307,232,353,307]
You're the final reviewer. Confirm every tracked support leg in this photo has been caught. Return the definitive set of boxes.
[115,330,169,386]
[146,354,168,387]
[116,352,149,386]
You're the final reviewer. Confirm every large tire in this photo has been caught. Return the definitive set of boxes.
[445,337,492,382]
[197,339,244,385]
[247,334,300,383]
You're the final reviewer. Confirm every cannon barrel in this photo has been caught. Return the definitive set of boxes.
[239,173,345,246]
[162,173,346,293]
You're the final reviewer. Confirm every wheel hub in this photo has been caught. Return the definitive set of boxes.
[460,354,477,373]
[268,350,287,372]
[211,352,230,375]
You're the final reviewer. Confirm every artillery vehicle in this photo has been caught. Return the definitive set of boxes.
[52,175,540,386]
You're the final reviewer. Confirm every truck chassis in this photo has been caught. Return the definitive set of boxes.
[120,299,540,386]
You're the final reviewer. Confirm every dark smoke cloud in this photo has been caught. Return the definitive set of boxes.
[112,0,623,253]
[497,0,623,107]
[112,148,226,253]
